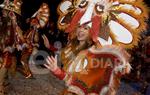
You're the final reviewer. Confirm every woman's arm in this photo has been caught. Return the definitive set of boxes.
[44,56,66,80]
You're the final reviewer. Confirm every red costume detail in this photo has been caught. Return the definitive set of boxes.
[66,10,85,33]
[49,45,58,52]
[53,68,66,80]
[90,16,101,42]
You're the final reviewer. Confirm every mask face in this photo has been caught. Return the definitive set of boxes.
[57,0,149,48]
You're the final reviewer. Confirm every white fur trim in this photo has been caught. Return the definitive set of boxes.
[97,37,112,46]
[68,85,85,95]
[99,86,109,95]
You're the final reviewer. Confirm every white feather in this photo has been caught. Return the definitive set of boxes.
[83,59,88,69]
[75,59,82,72]
[59,1,72,13]
[109,20,133,44]
[80,2,95,25]
[39,20,45,27]
[120,4,142,15]
[118,13,139,29]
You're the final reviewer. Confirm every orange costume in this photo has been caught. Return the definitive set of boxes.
[0,0,24,94]
[55,45,130,95]
[0,0,23,70]
[20,3,50,78]
[50,0,149,95]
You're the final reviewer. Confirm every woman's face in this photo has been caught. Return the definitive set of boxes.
[76,25,90,41]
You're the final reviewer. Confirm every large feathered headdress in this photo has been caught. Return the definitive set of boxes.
[31,3,50,28]
[0,0,22,15]
[57,0,149,49]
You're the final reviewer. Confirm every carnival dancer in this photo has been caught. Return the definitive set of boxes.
[45,22,131,95]
[0,0,24,94]
[25,2,50,50]
[19,2,50,78]
[44,0,149,95]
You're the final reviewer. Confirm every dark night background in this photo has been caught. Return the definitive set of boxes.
[0,1,150,94]
[0,0,68,49]
[21,0,69,49]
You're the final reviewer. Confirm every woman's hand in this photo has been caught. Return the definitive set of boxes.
[45,55,67,80]
[44,55,58,72]
[42,34,50,49]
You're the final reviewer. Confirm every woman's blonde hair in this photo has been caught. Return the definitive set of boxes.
[61,24,93,66]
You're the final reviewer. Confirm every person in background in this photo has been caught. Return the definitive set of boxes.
[0,0,23,94]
